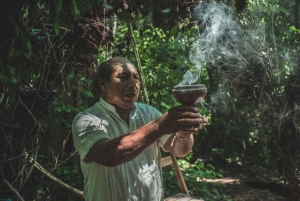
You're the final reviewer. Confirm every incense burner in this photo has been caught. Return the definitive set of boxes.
[172,84,207,106]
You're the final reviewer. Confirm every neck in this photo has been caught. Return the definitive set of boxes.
[102,98,133,124]
[116,108,131,124]
[114,105,132,125]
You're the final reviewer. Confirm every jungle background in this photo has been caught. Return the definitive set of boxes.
[0,0,300,200]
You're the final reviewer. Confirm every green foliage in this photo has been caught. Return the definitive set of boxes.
[163,158,225,200]
[1,0,300,200]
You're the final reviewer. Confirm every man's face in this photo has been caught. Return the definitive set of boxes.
[103,60,140,110]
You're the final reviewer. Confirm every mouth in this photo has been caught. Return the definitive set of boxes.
[125,92,136,99]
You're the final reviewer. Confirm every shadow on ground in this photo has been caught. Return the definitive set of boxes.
[205,164,290,201]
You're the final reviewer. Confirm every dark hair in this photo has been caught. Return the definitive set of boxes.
[91,57,133,101]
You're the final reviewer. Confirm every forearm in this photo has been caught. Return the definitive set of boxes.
[164,133,194,158]
[86,105,204,166]
[88,120,165,166]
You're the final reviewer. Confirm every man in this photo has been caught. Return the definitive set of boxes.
[72,57,207,201]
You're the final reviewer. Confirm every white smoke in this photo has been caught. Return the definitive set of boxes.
[178,1,265,86]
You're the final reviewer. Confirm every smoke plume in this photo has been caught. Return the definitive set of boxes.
[177,1,265,87]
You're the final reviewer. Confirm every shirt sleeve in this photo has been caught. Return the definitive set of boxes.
[72,112,110,163]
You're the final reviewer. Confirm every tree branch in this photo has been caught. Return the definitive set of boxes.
[28,156,83,197]
[18,96,44,132]
[0,165,25,201]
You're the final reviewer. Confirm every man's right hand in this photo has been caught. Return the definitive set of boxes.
[157,105,207,135]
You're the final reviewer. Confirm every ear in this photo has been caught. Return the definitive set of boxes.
[97,78,106,91]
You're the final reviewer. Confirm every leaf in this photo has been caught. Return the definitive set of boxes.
[84,91,94,98]
[72,0,81,17]
[25,41,32,59]
[9,76,18,84]
[64,106,71,113]
[144,13,153,26]
[54,19,61,35]
[67,72,75,79]
[217,173,223,177]
[103,2,113,10]
[52,101,59,106]
[168,24,179,38]
[54,106,62,112]
[160,101,171,109]
[56,0,63,13]
[211,188,219,194]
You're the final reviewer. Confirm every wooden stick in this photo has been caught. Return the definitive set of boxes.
[128,23,150,104]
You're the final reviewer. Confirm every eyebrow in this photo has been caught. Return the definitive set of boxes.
[118,69,137,74]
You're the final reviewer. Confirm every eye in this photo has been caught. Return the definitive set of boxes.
[118,74,127,79]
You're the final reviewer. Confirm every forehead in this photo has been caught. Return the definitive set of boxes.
[112,61,137,73]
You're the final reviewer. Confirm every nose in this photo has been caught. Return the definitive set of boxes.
[127,77,137,88]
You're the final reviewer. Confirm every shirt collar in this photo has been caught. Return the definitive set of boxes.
[98,98,136,116]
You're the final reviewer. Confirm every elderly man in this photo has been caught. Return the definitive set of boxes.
[72,57,207,201]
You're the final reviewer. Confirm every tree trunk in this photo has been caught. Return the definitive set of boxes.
[295,0,300,29]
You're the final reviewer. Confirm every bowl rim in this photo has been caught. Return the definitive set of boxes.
[173,84,207,91]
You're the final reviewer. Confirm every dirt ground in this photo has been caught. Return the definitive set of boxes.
[211,165,290,201]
